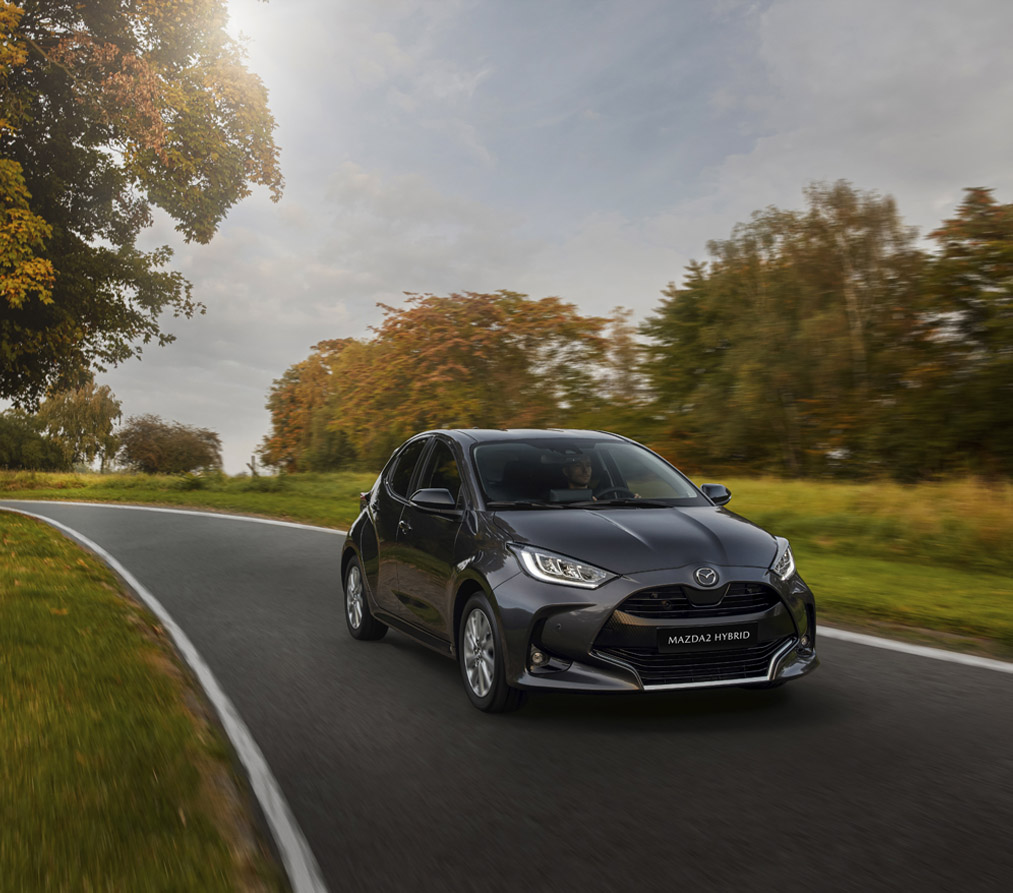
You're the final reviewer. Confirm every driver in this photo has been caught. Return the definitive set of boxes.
[561,453,639,501]
[562,454,594,490]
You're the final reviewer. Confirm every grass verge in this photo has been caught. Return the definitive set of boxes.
[800,553,1013,656]
[0,470,378,530]
[0,511,285,891]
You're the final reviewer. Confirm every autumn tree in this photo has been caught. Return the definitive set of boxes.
[118,414,221,474]
[0,0,282,406]
[573,305,655,436]
[35,378,121,469]
[259,339,356,472]
[260,292,612,470]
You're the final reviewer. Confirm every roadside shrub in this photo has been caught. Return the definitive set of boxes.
[118,415,222,475]
[174,473,207,491]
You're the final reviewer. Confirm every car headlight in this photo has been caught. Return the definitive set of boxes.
[510,544,615,589]
[771,538,795,581]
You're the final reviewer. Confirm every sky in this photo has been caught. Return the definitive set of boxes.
[100,0,1013,472]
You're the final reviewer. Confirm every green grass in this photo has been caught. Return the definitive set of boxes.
[714,476,1013,656]
[3,470,1013,658]
[718,476,1013,576]
[0,512,285,891]
[1,469,378,530]
[801,553,1013,652]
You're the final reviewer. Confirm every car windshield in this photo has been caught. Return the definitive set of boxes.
[472,437,708,508]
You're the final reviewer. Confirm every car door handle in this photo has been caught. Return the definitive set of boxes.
[398,519,412,535]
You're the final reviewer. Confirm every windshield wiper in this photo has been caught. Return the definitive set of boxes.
[486,500,564,510]
[577,498,672,508]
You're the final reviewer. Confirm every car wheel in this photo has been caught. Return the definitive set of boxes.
[344,557,387,641]
[458,593,525,713]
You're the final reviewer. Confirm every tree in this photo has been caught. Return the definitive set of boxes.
[641,181,928,476]
[35,378,121,469]
[923,188,1013,475]
[0,0,282,406]
[118,414,221,474]
[0,409,68,469]
[259,339,356,472]
[260,292,610,470]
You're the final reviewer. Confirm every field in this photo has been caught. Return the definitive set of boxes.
[3,470,1012,656]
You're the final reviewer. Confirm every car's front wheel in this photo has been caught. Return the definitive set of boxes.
[344,557,387,641]
[458,593,525,713]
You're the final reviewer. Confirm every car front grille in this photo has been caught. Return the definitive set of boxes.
[594,636,794,687]
[616,582,780,619]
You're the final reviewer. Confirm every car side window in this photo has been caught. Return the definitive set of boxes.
[417,440,463,504]
[388,438,429,499]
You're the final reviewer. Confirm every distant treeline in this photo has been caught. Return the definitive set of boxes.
[260,182,1013,480]
[1,382,220,475]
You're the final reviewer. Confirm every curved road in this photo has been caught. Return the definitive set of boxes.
[4,501,1011,892]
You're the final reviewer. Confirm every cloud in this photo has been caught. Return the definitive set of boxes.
[694,0,1013,236]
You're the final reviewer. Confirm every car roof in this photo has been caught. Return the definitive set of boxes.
[422,428,630,445]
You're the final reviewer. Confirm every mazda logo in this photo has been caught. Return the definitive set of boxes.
[694,567,719,587]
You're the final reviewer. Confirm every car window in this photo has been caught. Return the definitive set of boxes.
[472,437,705,506]
[601,444,697,499]
[388,438,429,499]
[416,440,463,503]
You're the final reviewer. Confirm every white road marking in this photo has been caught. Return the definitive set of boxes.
[820,626,1013,674]
[0,499,345,534]
[1,506,330,893]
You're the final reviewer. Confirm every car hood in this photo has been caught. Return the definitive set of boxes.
[490,506,778,575]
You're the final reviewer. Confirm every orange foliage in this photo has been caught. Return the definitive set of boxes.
[261,292,612,469]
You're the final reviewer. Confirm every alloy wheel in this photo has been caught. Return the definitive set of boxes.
[463,607,495,698]
[346,564,364,629]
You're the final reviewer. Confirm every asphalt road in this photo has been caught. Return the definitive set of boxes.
[4,501,1011,892]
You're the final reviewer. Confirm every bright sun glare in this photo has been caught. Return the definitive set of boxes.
[224,0,267,43]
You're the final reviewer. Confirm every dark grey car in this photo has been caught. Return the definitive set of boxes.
[341,429,818,712]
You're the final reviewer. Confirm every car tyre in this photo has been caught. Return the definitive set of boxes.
[344,556,387,641]
[458,593,525,713]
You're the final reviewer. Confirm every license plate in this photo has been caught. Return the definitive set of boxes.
[658,622,759,653]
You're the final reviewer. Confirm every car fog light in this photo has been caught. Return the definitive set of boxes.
[530,648,550,668]
[798,633,812,654]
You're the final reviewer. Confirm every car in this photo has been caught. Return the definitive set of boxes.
[341,428,818,712]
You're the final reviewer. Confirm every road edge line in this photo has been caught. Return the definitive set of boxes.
[0,499,344,534]
[820,625,1013,673]
[1,506,330,893]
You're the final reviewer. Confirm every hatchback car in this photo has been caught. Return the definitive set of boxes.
[341,429,818,711]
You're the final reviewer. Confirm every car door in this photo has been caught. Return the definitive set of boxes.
[392,437,467,640]
[372,436,430,617]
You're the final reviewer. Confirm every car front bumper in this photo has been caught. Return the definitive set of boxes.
[492,564,819,692]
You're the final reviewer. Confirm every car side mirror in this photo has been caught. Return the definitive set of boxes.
[701,483,732,505]
[359,490,371,512]
[410,487,458,509]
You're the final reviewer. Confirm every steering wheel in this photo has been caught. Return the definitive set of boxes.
[594,486,637,501]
